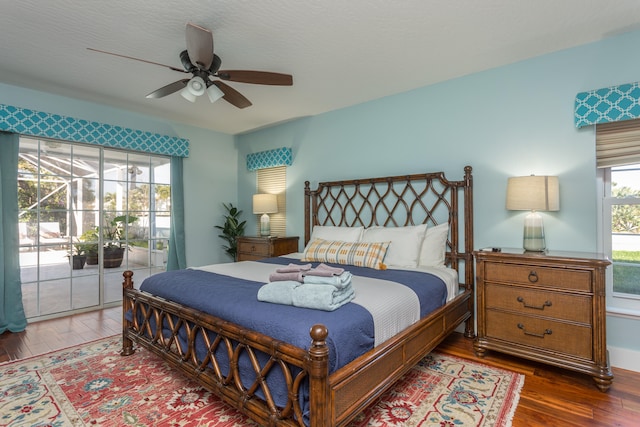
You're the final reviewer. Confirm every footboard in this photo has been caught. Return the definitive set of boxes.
[121,271,331,427]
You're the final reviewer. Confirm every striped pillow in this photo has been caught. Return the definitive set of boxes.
[302,239,390,270]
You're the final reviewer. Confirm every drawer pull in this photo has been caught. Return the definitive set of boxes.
[527,271,539,283]
[517,296,552,310]
[251,245,256,252]
[517,323,552,338]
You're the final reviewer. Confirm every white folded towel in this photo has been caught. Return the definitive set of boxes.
[303,271,352,288]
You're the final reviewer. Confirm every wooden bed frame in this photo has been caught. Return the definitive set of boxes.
[121,166,475,427]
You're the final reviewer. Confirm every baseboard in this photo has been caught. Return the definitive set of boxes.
[609,346,640,372]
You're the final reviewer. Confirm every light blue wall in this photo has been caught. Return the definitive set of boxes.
[236,31,640,358]
[0,83,237,267]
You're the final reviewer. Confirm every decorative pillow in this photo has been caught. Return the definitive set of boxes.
[302,239,390,270]
[361,224,427,268]
[304,225,364,253]
[418,223,449,267]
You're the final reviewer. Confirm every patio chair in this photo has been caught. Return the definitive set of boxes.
[39,222,67,246]
[19,222,34,248]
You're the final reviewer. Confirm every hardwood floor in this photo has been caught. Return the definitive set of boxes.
[0,307,121,362]
[1,308,639,426]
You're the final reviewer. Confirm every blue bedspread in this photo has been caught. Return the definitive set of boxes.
[137,257,447,424]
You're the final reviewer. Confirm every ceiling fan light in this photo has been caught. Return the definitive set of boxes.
[187,76,206,96]
[180,86,197,102]
[206,84,225,103]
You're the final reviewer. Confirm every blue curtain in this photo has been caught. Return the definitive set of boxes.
[166,156,187,270]
[0,132,27,332]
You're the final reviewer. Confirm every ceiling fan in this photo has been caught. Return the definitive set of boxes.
[88,22,293,109]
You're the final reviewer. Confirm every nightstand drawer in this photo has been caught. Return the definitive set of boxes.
[238,240,269,257]
[236,236,300,262]
[485,283,591,324]
[485,310,592,360]
[485,262,592,291]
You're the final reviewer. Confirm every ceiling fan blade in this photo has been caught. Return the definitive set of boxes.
[186,22,214,71]
[212,81,252,109]
[87,48,187,73]
[217,70,293,86]
[146,79,189,99]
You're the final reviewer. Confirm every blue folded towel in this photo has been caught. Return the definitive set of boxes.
[292,283,354,311]
[303,271,352,288]
[257,280,300,305]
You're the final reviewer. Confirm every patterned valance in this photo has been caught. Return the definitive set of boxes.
[0,104,189,157]
[246,147,292,171]
[575,81,640,128]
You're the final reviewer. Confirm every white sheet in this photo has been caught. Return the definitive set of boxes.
[281,253,460,302]
[194,254,457,346]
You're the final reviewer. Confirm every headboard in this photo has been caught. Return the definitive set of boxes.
[304,166,474,288]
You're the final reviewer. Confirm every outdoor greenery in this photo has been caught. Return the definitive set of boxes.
[611,184,640,295]
[18,153,169,247]
[611,185,640,233]
[17,158,83,232]
[612,250,640,295]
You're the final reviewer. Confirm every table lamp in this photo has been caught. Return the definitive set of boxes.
[253,193,278,236]
[506,175,559,251]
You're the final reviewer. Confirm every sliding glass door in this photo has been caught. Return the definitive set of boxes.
[18,138,171,320]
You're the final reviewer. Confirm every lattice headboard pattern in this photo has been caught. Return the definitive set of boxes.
[304,166,474,286]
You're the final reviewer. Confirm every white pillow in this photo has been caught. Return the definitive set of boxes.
[305,225,364,252]
[419,223,449,267]
[362,224,427,268]
[309,225,364,242]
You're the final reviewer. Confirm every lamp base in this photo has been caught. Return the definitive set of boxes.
[260,213,271,237]
[523,211,546,252]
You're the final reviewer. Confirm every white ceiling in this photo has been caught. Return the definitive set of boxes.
[2,1,640,135]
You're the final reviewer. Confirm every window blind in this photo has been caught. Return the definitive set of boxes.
[596,119,640,168]
[257,166,287,237]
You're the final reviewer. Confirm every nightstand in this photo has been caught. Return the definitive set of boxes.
[236,236,299,261]
[473,248,613,392]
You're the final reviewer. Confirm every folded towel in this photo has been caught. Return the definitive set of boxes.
[269,271,304,282]
[303,263,345,277]
[303,271,352,288]
[257,281,300,305]
[292,282,354,311]
[276,263,312,273]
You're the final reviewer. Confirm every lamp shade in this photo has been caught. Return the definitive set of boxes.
[253,194,278,214]
[187,76,206,96]
[180,86,197,102]
[506,175,559,211]
[206,83,225,103]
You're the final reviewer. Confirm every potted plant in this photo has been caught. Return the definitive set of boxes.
[79,228,100,265]
[215,203,246,261]
[102,214,138,268]
[68,243,87,270]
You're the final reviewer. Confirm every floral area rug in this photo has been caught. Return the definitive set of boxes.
[0,336,523,426]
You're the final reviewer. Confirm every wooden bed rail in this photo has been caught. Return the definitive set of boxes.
[121,271,330,426]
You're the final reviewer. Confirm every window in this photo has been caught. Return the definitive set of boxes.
[18,137,171,320]
[597,120,640,314]
[256,166,287,237]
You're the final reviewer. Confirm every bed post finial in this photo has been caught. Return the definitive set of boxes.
[122,270,134,289]
[308,324,330,426]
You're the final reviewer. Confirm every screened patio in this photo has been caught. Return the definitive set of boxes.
[17,137,171,320]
